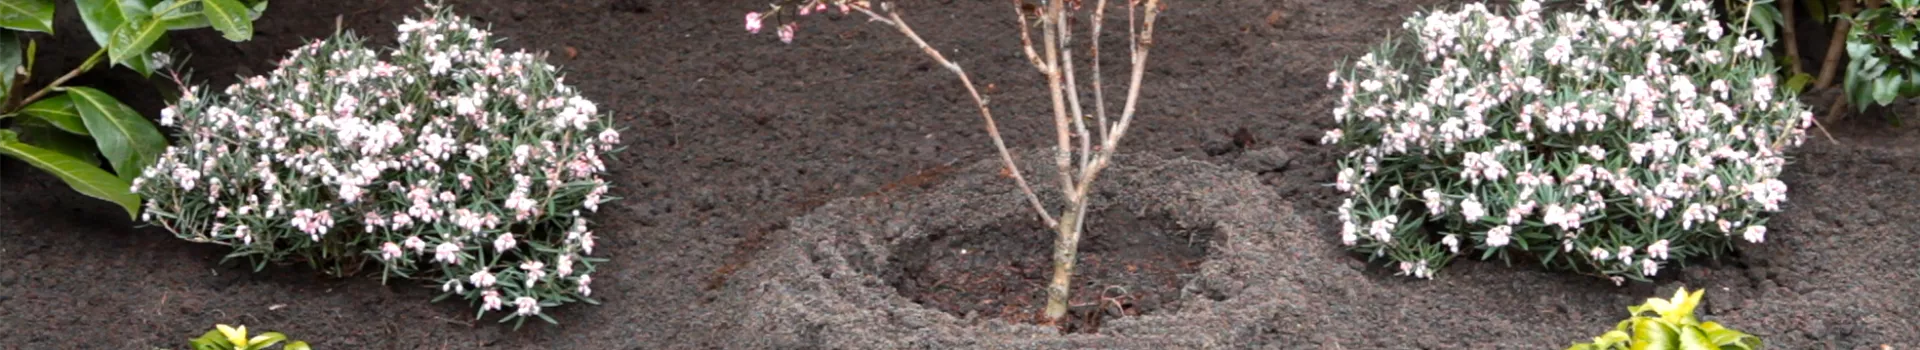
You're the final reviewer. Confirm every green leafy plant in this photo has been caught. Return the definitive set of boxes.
[1842,0,1920,123]
[189,324,310,350]
[0,0,267,218]
[1324,0,1813,282]
[135,4,620,327]
[1567,288,1764,350]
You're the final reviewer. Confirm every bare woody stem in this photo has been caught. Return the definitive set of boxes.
[1815,0,1857,89]
[852,4,1058,228]
[1041,0,1077,208]
[1090,0,1111,141]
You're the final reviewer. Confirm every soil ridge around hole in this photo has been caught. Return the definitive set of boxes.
[711,149,1332,349]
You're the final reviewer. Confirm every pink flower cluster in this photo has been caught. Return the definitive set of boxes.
[134,6,619,322]
[1324,0,1810,281]
[743,1,863,44]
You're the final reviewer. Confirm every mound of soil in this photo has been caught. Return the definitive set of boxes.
[713,149,1332,348]
[2,0,1917,348]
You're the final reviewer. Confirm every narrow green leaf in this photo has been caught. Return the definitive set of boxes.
[0,30,19,102]
[68,87,168,182]
[246,332,286,349]
[0,0,54,33]
[200,0,253,41]
[0,131,140,218]
[1750,5,1781,42]
[108,14,168,68]
[21,94,90,135]
[15,118,101,165]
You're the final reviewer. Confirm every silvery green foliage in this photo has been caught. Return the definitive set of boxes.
[133,5,618,325]
[1324,0,1811,283]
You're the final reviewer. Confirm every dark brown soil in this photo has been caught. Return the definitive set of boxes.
[885,205,1213,333]
[1,0,1917,348]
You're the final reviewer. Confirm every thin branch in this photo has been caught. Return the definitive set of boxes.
[1041,0,1078,206]
[1014,1,1048,73]
[1080,0,1159,187]
[6,49,105,114]
[853,3,1058,227]
[1060,0,1092,181]
[1090,0,1111,142]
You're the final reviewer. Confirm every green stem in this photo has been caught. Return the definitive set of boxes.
[4,49,107,115]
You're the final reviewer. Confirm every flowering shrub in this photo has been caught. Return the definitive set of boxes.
[1324,0,1813,283]
[133,5,619,325]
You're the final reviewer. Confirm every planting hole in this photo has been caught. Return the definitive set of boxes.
[883,205,1215,334]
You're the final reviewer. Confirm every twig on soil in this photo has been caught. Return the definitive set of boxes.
[435,315,475,327]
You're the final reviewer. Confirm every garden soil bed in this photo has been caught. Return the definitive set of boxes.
[2,0,1917,348]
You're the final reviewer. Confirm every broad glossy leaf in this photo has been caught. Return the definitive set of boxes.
[156,0,266,30]
[0,130,140,218]
[77,0,161,75]
[68,87,167,182]
[1895,28,1917,59]
[1873,75,1903,106]
[108,14,168,69]
[285,340,311,350]
[16,118,101,165]
[21,94,89,135]
[78,0,128,47]
[0,0,54,33]
[200,0,253,41]
[1846,60,1870,109]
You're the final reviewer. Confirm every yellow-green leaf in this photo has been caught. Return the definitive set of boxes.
[21,94,89,135]
[217,324,248,348]
[201,0,253,42]
[1677,326,1720,350]
[0,0,55,33]
[246,332,286,350]
[1629,318,1679,350]
[284,340,311,350]
[68,87,168,182]
[0,130,140,218]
